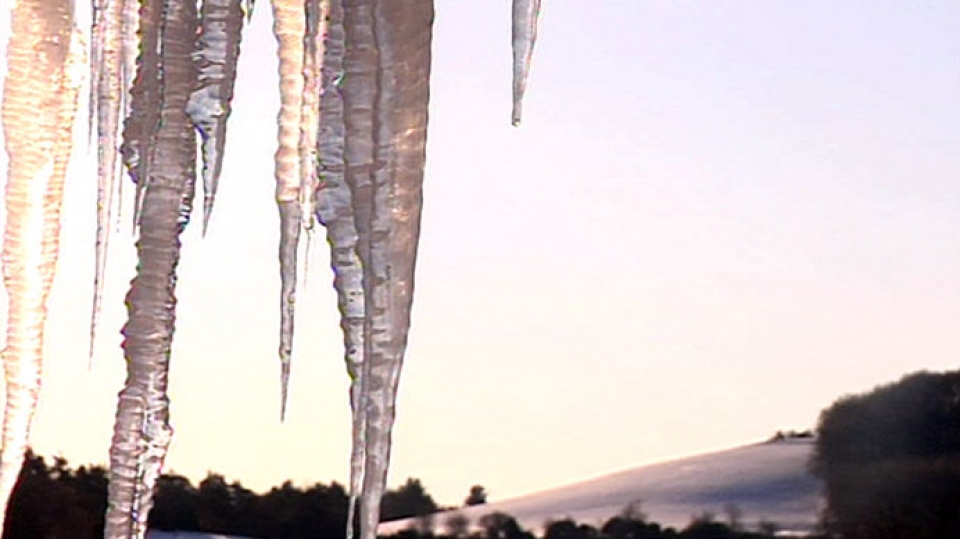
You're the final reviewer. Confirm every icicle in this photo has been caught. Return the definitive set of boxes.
[511,0,541,126]
[277,199,299,421]
[315,0,367,534]
[298,0,326,234]
[105,0,198,536]
[121,0,163,230]
[120,0,139,121]
[340,0,378,530]
[270,0,306,419]
[0,0,83,530]
[186,0,245,235]
[89,0,105,144]
[89,0,125,361]
[113,0,139,230]
[339,2,434,538]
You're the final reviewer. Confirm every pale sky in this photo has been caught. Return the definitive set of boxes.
[1,1,959,507]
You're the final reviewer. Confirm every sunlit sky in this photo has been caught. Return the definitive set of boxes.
[1,1,959,507]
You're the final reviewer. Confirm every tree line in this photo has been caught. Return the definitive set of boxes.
[0,456,466,538]
[384,506,785,539]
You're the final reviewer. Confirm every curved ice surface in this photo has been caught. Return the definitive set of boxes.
[106,0,198,536]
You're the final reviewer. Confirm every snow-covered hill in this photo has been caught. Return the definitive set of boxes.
[379,437,822,536]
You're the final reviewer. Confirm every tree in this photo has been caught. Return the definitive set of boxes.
[381,478,439,522]
[619,499,647,523]
[477,512,534,539]
[811,369,960,538]
[149,474,200,532]
[681,513,737,539]
[756,519,779,537]
[601,515,670,539]
[465,485,488,506]
[722,503,742,532]
[543,519,598,539]
[444,512,470,538]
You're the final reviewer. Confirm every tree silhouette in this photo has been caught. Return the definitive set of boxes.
[811,369,960,538]
[465,485,488,506]
[381,478,439,522]
[3,452,106,539]
[149,474,200,532]
[477,512,534,539]
[543,519,598,539]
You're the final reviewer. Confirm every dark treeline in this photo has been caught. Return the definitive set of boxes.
[383,509,787,539]
[1,451,349,539]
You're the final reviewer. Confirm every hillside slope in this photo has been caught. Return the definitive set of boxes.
[380,437,822,536]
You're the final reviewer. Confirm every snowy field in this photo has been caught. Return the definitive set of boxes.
[379,437,822,536]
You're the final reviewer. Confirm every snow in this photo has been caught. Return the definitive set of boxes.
[379,438,822,536]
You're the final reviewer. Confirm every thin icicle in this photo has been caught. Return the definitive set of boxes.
[340,2,434,538]
[89,0,105,144]
[186,0,245,234]
[120,0,138,121]
[315,0,367,534]
[113,0,139,229]
[105,0,198,535]
[270,0,306,419]
[89,0,125,360]
[0,0,83,530]
[511,0,541,126]
[298,0,326,234]
[277,199,300,421]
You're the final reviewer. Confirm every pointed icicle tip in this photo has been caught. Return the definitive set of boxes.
[202,198,214,237]
[279,358,290,421]
[511,0,542,127]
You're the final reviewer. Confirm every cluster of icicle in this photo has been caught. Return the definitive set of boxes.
[0,0,541,537]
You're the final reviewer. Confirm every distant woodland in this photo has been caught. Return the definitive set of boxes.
[2,368,958,538]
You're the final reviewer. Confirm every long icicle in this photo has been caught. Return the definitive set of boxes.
[315,0,368,534]
[187,0,246,235]
[89,0,125,360]
[270,0,306,420]
[340,0,377,529]
[511,0,541,126]
[0,0,83,529]
[105,0,198,535]
[351,2,434,538]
